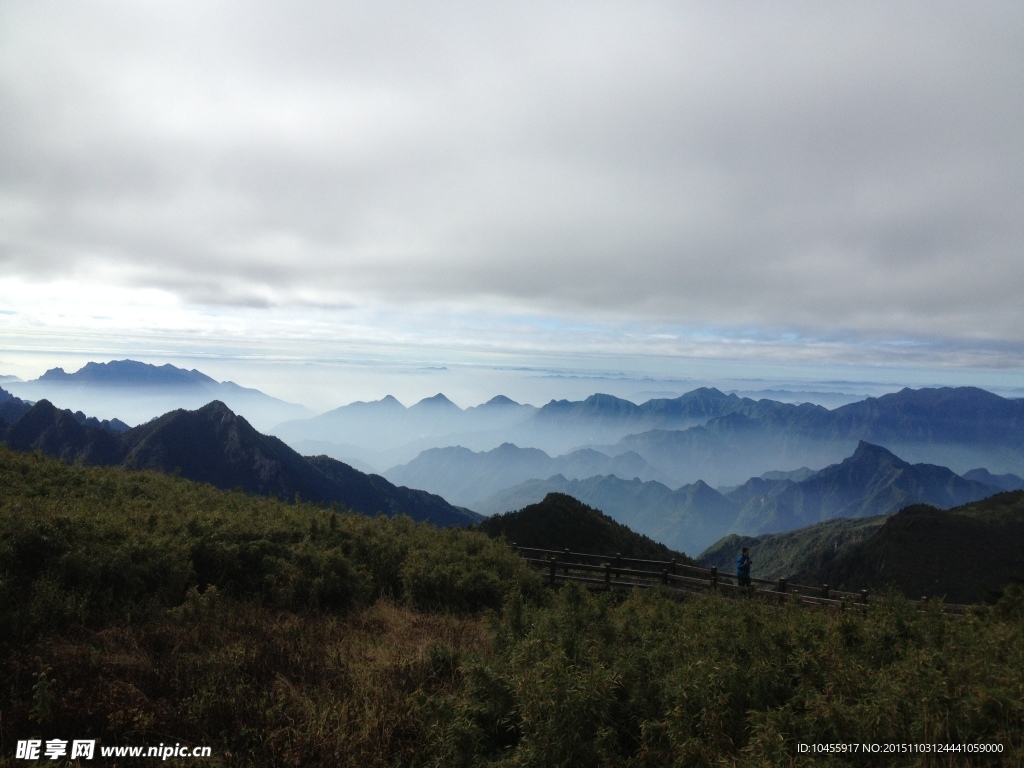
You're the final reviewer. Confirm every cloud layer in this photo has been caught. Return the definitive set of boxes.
[2,1,1023,371]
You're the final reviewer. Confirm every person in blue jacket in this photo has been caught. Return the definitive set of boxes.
[736,547,752,587]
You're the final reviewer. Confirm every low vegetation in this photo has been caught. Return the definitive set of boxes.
[2,446,1023,766]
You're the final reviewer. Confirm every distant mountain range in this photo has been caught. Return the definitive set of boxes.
[698,491,1024,605]
[8,361,1022,490]
[511,386,1024,481]
[4,360,314,432]
[272,392,539,467]
[594,386,1024,486]
[384,443,669,508]
[5,360,1023,556]
[272,387,791,469]
[0,394,478,528]
[472,441,1020,556]
[277,385,1024,488]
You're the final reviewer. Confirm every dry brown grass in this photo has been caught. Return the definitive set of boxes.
[1,598,495,767]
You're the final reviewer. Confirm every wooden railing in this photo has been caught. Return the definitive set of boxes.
[512,545,972,614]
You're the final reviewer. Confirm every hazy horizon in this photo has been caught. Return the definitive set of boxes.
[3,353,1022,419]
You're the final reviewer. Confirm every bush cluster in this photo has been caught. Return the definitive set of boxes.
[434,584,1024,766]
[0,447,540,645]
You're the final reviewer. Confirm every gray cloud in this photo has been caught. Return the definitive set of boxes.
[2,1,1022,362]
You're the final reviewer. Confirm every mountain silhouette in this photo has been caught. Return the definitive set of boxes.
[2,399,124,465]
[476,442,1006,556]
[477,492,691,563]
[598,387,1024,487]
[123,401,337,498]
[410,393,460,411]
[729,441,998,536]
[272,392,539,465]
[304,454,477,527]
[383,442,667,508]
[2,399,478,527]
[7,359,314,432]
[39,360,216,387]
[830,386,1024,443]
[271,384,1023,483]
[476,474,738,555]
[473,395,523,409]
[962,467,1024,492]
[0,386,33,425]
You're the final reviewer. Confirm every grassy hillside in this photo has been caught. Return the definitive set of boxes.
[0,445,535,643]
[698,516,889,581]
[811,491,1024,604]
[2,446,1024,766]
[700,492,1024,605]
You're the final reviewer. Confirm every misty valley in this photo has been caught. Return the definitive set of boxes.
[4,359,1023,563]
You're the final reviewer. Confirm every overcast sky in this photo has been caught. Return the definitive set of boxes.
[2,1,1022,408]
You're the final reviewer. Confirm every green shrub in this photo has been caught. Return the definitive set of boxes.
[401,528,541,613]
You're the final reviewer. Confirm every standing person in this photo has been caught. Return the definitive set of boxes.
[736,547,752,587]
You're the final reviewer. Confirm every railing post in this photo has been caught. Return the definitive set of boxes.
[563,548,570,576]
[860,589,869,605]
[662,568,669,585]
[822,584,830,600]
[671,558,677,575]
[549,556,557,587]
[710,566,717,591]
[615,552,622,578]
[604,562,611,589]
[778,577,787,594]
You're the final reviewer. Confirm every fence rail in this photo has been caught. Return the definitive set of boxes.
[513,545,972,614]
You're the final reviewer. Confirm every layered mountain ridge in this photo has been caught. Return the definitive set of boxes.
[4,362,1022,557]
[278,384,1024,485]
[474,441,1014,555]
[0,395,478,528]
